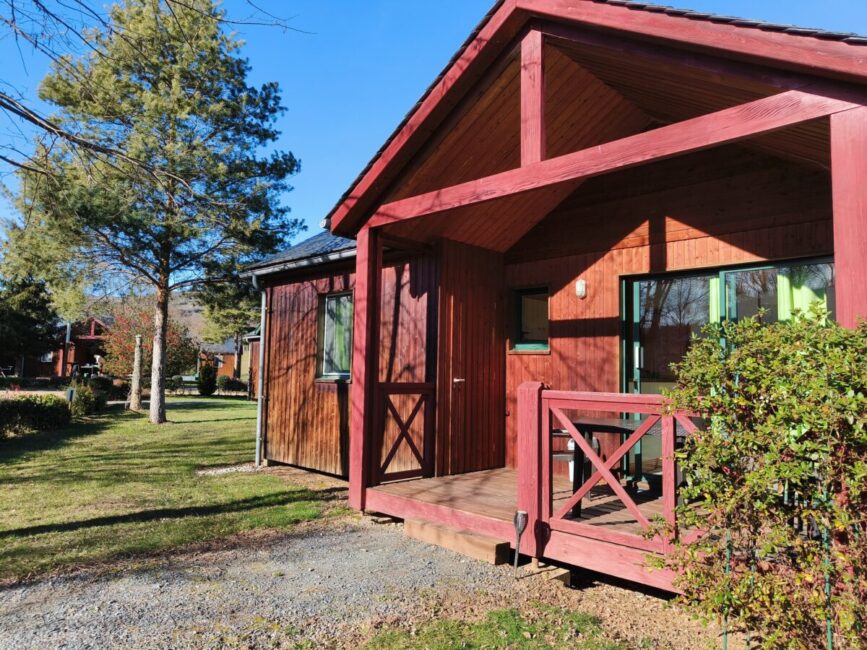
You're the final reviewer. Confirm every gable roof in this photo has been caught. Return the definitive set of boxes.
[247,230,356,276]
[594,1,867,45]
[327,0,867,237]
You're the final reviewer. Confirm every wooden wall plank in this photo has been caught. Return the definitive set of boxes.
[264,252,437,482]
[503,151,833,467]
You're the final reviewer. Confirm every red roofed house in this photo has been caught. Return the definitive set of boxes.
[248,1,867,590]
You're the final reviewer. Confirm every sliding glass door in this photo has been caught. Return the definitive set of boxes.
[625,258,835,396]
[622,258,834,478]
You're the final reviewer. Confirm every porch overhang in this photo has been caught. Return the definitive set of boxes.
[328,0,867,239]
[369,90,858,235]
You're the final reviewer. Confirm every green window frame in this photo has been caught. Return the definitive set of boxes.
[621,257,835,394]
[317,292,353,379]
[512,287,550,352]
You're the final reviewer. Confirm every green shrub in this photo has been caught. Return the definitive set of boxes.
[225,378,247,393]
[86,376,114,393]
[166,375,183,393]
[108,380,130,401]
[197,364,216,397]
[0,377,22,391]
[664,305,867,649]
[214,376,247,393]
[0,394,71,436]
[70,382,106,416]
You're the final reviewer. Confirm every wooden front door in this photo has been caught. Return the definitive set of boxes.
[436,239,506,476]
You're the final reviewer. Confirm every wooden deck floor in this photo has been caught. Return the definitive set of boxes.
[370,467,662,537]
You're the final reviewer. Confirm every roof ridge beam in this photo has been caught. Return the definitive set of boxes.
[518,0,867,85]
[539,21,867,106]
[370,90,860,228]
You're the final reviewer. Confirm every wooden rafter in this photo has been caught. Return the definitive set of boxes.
[369,90,859,228]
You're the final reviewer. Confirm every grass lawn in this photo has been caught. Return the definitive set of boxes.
[0,397,325,582]
[364,604,629,650]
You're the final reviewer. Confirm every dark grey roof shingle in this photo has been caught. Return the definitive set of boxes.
[247,230,356,273]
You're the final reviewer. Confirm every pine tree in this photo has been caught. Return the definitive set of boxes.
[13,0,301,423]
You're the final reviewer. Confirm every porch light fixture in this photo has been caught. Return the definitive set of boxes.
[575,279,587,299]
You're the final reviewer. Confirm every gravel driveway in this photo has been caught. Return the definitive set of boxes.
[0,470,737,649]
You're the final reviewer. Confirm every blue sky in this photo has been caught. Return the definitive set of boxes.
[1,0,866,242]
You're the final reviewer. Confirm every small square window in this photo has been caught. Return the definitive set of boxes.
[317,292,353,378]
[513,288,549,351]
[39,351,54,363]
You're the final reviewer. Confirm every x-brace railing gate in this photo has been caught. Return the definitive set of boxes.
[518,386,698,556]
[375,382,435,483]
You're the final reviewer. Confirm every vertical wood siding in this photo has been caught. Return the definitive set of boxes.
[264,255,436,477]
[436,239,506,475]
[503,150,832,467]
[248,340,259,399]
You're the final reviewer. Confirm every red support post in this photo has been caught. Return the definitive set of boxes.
[520,29,545,166]
[517,381,545,558]
[661,416,676,533]
[349,226,382,511]
[831,106,867,329]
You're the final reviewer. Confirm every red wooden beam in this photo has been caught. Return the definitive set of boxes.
[831,106,867,329]
[661,415,676,530]
[520,29,545,165]
[540,21,867,106]
[520,0,867,85]
[348,226,382,510]
[369,91,859,228]
[516,381,544,558]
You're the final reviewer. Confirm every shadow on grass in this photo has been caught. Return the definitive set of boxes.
[0,487,345,539]
[0,411,130,465]
[176,417,255,425]
[165,399,254,411]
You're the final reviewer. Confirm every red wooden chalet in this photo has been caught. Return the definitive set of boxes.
[248,1,867,590]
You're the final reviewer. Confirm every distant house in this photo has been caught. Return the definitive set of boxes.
[1,316,111,379]
[200,338,240,379]
[243,326,261,399]
[247,1,867,592]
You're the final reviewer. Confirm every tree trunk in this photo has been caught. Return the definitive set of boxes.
[149,284,170,424]
[233,333,242,380]
[130,334,143,411]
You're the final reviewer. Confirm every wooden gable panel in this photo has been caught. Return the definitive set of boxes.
[557,40,830,168]
[544,44,650,158]
[385,53,522,203]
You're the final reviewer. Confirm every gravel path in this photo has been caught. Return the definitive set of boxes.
[0,469,739,649]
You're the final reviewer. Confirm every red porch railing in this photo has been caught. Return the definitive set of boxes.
[517,382,698,559]
[374,382,435,483]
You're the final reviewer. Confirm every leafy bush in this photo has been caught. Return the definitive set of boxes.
[108,379,130,401]
[85,376,114,394]
[70,382,106,417]
[0,394,70,436]
[197,364,216,397]
[215,375,247,393]
[664,305,867,649]
[166,375,183,393]
[0,377,21,391]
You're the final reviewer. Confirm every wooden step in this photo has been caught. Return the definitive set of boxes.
[403,519,511,565]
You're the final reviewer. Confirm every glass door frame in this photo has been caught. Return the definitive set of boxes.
[619,255,835,394]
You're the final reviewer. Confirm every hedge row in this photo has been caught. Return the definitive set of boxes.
[0,394,71,436]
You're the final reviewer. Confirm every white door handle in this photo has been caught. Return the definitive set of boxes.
[453,377,465,384]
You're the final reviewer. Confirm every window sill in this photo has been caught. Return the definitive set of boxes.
[315,376,351,384]
[508,347,551,356]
